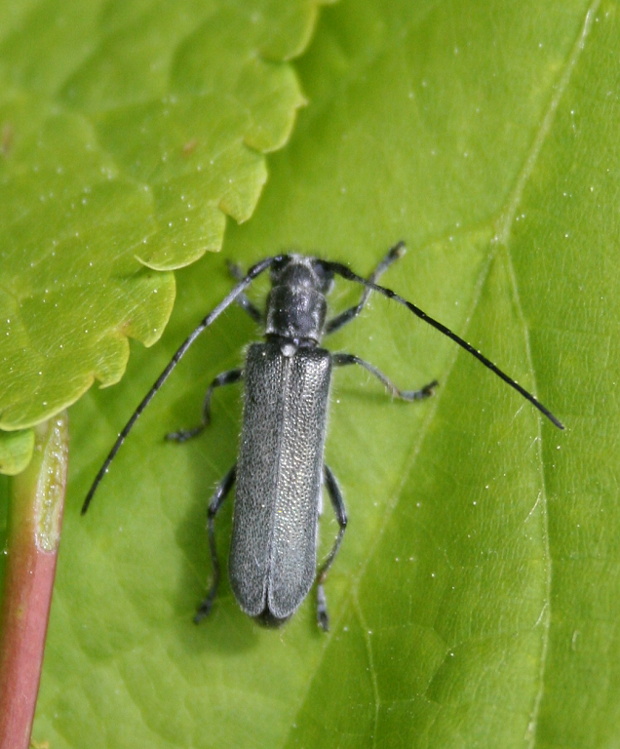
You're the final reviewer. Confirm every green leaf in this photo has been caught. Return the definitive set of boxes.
[0,428,34,475]
[6,0,615,746]
[0,0,315,454]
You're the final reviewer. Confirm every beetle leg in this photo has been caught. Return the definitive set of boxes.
[316,464,348,631]
[165,368,244,442]
[194,465,237,623]
[325,242,405,335]
[226,260,263,323]
[333,352,437,401]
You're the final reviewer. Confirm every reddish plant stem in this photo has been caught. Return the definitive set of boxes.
[0,413,69,749]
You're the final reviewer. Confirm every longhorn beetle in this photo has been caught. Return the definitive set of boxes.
[82,242,563,630]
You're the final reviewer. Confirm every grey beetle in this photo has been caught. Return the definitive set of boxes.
[83,243,563,630]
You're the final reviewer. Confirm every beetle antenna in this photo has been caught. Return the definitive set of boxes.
[325,244,564,430]
[81,255,279,515]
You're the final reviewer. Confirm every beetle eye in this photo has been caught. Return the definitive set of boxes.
[270,255,293,281]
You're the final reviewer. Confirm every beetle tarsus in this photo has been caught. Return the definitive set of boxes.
[317,585,330,632]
